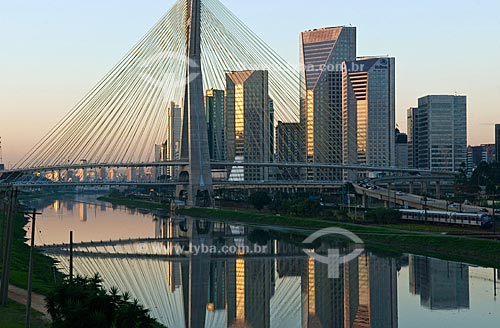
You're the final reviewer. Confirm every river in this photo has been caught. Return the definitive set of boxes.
[22,195,500,328]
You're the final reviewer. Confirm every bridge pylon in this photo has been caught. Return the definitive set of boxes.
[176,0,213,207]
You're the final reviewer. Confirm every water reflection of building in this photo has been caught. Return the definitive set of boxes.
[301,245,344,328]
[58,216,406,328]
[225,231,275,328]
[79,203,87,222]
[343,253,398,328]
[409,255,469,310]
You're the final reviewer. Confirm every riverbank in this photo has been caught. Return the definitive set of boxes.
[182,208,500,268]
[0,213,63,295]
[0,300,50,328]
[97,196,169,211]
[0,212,62,327]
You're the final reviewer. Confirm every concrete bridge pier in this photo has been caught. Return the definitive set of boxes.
[361,193,367,208]
[409,182,414,194]
[421,181,428,195]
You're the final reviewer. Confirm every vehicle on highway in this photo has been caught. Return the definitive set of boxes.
[400,209,493,228]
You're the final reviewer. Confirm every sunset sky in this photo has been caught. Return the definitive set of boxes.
[1,0,499,167]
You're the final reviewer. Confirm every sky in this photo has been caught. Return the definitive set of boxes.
[1,0,499,167]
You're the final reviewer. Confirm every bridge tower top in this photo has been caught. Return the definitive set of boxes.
[177,0,213,207]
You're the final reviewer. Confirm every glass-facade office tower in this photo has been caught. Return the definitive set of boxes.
[342,57,396,179]
[407,95,467,172]
[156,101,182,178]
[276,121,302,180]
[407,107,418,168]
[225,70,274,181]
[300,26,356,181]
[205,89,225,161]
[395,129,409,168]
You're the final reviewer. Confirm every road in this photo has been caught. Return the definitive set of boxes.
[354,184,491,214]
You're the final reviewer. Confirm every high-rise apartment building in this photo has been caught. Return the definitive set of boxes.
[300,26,356,181]
[225,70,274,181]
[205,89,225,161]
[407,95,467,171]
[342,57,395,178]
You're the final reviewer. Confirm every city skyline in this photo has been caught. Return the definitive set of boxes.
[1,0,499,166]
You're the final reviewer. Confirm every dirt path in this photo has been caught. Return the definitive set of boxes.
[7,284,51,320]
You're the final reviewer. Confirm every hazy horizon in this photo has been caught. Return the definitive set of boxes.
[1,0,499,166]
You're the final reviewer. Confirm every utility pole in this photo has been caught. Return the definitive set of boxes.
[0,188,17,306]
[422,197,428,223]
[492,195,497,235]
[25,208,41,328]
[69,231,73,282]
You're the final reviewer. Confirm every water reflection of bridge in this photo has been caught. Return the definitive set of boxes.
[44,217,403,328]
[43,218,479,327]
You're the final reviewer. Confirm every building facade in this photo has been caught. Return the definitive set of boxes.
[300,26,356,181]
[205,89,225,161]
[466,144,496,175]
[407,107,418,168]
[396,129,409,168]
[164,101,183,177]
[275,121,302,179]
[225,70,274,181]
[407,95,467,172]
[342,57,396,179]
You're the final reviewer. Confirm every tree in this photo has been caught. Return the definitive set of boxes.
[249,191,271,211]
[45,274,164,328]
[365,208,402,224]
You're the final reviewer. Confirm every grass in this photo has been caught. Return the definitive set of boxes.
[182,207,500,268]
[97,196,169,211]
[0,301,50,328]
[0,213,63,295]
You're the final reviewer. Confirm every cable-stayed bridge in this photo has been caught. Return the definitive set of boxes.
[0,0,454,205]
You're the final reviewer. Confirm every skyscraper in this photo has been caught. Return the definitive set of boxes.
[165,101,182,177]
[205,89,225,161]
[407,95,467,171]
[496,124,500,162]
[276,121,302,179]
[342,57,396,178]
[395,129,409,168]
[225,70,274,181]
[407,107,418,168]
[300,26,356,181]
